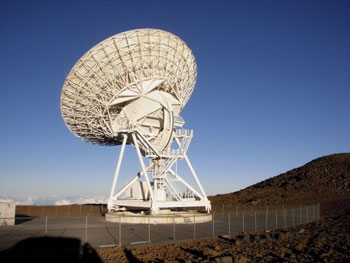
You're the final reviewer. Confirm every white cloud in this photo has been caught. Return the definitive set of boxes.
[0,195,108,205]
[54,196,108,205]
[0,198,14,203]
[55,199,73,205]
[0,196,37,205]
[73,196,108,204]
[17,196,37,205]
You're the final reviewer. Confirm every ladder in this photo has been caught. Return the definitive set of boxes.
[156,129,193,176]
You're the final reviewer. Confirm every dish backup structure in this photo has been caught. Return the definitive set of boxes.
[61,29,211,223]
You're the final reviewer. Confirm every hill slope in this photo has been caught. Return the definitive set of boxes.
[209,153,350,208]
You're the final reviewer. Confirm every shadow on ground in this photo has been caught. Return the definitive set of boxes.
[124,248,142,263]
[0,236,102,263]
[15,215,36,224]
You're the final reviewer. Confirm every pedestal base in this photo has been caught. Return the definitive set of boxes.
[105,211,212,224]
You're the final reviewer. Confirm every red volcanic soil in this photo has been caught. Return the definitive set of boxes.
[97,197,350,262]
[97,153,350,262]
[209,153,350,209]
[99,199,350,262]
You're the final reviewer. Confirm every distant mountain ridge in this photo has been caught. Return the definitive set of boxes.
[209,153,350,208]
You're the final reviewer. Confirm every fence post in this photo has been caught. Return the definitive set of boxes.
[193,213,196,239]
[119,216,121,246]
[212,212,215,237]
[254,210,257,232]
[80,205,82,216]
[275,210,277,229]
[45,216,48,236]
[85,215,88,243]
[56,206,58,217]
[173,216,176,241]
[228,212,231,236]
[148,215,151,243]
[90,204,92,215]
[242,211,245,232]
[312,205,316,221]
[68,205,70,216]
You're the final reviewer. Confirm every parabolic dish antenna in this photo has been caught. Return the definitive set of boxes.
[61,29,211,214]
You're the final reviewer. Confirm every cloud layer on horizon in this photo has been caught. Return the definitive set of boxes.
[0,195,108,205]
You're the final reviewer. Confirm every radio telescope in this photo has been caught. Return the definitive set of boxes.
[61,29,211,216]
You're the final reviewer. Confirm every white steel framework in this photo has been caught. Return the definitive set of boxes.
[60,29,211,214]
[107,128,211,214]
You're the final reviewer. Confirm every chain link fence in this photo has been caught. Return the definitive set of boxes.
[0,204,319,249]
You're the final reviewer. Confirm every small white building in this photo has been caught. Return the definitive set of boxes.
[0,201,16,226]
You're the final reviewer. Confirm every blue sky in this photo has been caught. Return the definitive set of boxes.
[0,0,349,204]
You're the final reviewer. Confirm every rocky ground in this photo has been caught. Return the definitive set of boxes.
[97,153,350,262]
[97,197,350,262]
[209,153,350,209]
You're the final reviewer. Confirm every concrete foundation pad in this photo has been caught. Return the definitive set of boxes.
[105,211,212,224]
